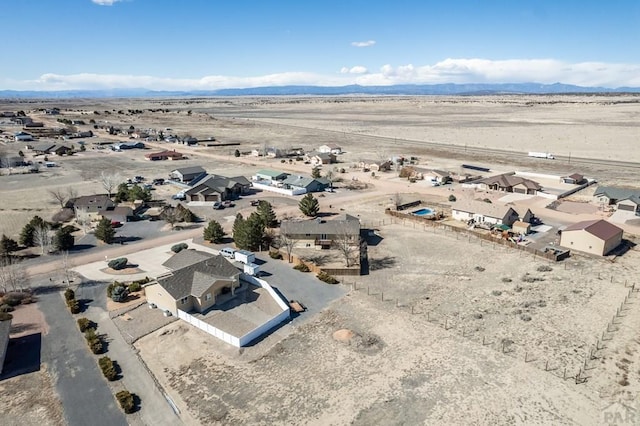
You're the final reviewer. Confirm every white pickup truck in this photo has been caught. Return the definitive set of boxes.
[528,152,555,159]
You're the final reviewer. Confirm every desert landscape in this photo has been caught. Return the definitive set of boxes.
[1,94,640,425]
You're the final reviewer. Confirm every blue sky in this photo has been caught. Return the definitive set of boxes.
[2,0,640,90]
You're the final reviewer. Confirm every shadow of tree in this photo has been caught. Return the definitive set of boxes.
[369,256,397,271]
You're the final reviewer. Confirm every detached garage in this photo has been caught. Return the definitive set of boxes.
[560,219,623,256]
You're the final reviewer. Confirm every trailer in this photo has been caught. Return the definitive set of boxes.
[528,152,555,159]
[243,262,261,276]
[462,164,490,172]
[234,250,255,264]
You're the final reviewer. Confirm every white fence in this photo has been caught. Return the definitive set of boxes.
[177,309,241,347]
[251,182,307,196]
[177,274,291,347]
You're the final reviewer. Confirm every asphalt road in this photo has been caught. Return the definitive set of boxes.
[38,288,127,426]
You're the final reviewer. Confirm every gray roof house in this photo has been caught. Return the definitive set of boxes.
[169,166,207,183]
[73,194,115,215]
[451,200,521,227]
[255,169,289,182]
[146,250,241,315]
[281,175,330,193]
[594,186,640,213]
[280,213,360,249]
[185,174,252,202]
[476,173,542,195]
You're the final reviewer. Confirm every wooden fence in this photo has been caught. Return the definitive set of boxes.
[272,249,361,277]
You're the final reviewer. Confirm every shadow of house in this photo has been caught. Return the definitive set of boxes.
[0,332,42,380]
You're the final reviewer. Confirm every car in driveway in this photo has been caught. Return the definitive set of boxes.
[212,201,225,209]
[250,200,261,206]
[222,200,235,208]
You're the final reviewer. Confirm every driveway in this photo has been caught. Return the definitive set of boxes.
[38,288,127,426]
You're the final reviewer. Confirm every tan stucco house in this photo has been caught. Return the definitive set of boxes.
[560,219,623,256]
[280,213,360,250]
[73,194,115,220]
[146,250,241,315]
[451,200,521,227]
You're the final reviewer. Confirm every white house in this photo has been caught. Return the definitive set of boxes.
[318,144,342,155]
[451,200,521,227]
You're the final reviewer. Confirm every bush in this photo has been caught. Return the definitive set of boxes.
[269,250,283,260]
[77,317,94,332]
[293,263,310,272]
[111,285,128,302]
[0,304,14,313]
[171,243,188,253]
[536,265,553,272]
[3,292,30,307]
[483,198,492,203]
[98,356,118,381]
[448,194,457,202]
[116,390,136,414]
[108,258,128,270]
[67,298,80,314]
[128,282,142,292]
[85,329,103,354]
[316,271,339,284]
[0,312,13,321]
[64,288,75,301]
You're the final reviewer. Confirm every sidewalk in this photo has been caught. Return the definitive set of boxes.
[84,305,183,426]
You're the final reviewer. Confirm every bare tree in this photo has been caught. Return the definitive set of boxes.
[48,188,68,208]
[75,210,91,235]
[0,257,28,293]
[100,171,120,198]
[33,223,51,255]
[161,206,181,230]
[66,186,78,202]
[278,233,298,263]
[332,225,359,267]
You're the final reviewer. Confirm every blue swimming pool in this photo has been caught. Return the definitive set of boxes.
[412,208,434,216]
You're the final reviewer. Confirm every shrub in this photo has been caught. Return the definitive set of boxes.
[0,304,14,313]
[269,250,283,260]
[3,292,30,307]
[77,317,94,332]
[98,356,118,381]
[448,194,457,202]
[501,277,512,283]
[67,298,80,314]
[483,198,492,203]
[171,243,188,253]
[128,282,142,292]
[116,390,136,414]
[536,265,553,272]
[317,271,339,284]
[293,263,310,272]
[20,296,35,304]
[64,288,75,301]
[111,285,128,302]
[108,258,128,270]
[0,312,12,321]
[85,329,103,354]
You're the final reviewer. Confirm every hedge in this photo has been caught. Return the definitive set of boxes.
[67,298,80,314]
[269,250,283,260]
[116,390,136,414]
[108,258,128,270]
[77,317,94,332]
[171,243,189,253]
[64,288,75,301]
[293,263,310,272]
[98,356,118,381]
[317,271,339,284]
[85,329,103,354]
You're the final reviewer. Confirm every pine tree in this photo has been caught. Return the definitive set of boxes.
[256,201,277,228]
[311,167,321,179]
[19,216,46,247]
[54,227,75,251]
[299,193,319,217]
[0,234,19,257]
[245,213,265,251]
[203,220,225,243]
[232,213,247,249]
[95,217,115,244]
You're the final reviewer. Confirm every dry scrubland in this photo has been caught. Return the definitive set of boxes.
[2,96,640,424]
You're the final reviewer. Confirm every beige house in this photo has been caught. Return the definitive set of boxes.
[451,200,521,227]
[280,213,360,249]
[359,160,392,172]
[73,194,115,220]
[560,219,623,256]
[318,143,342,155]
[476,173,542,195]
[145,250,241,315]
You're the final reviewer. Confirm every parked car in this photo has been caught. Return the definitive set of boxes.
[152,178,165,185]
[172,194,186,200]
[212,201,225,209]
[111,221,122,228]
[222,200,235,208]
[250,200,261,206]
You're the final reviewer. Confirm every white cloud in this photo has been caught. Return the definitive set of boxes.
[351,40,376,48]
[91,0,123,5]
[2,58,640,91]
[340,66,368,75]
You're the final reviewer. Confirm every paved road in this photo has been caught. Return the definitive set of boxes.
[39,290,127,426]
[76,281,183,426]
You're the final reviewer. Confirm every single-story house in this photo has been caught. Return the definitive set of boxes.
[11,117,32,125]
[280,213,361,250]
[45,108,60,115]
[169,166,207,184]
[112,141,145,150]
[254,169,289,182]
[560,219,623,256]
[451,200,521,227]
[24,122,44,128]
[145,250,241,316]
[318,144,342,155]
[183,136,198,146]
[359,160,393,172]
[185,174,252,202]
[266,147,284,158]
[132,131,149,139]
[307,152,336,166]
[1,111,16,117]
[561,173,586,185]
[512,220,531,235]
[145,150,185,161]
[281,175,330,193]
[99,206,134,223]
[476,173,542,195]
[14,131,33,142]
[72,194,115,219]
[28,143,72,156]
[423,169,453,184]
[594,186,640,213]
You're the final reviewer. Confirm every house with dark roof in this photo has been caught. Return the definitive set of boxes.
[169,166,206,183]
[594,186,640,213]
[476,173,542,195]
[145,250,241,315]
[307,152,336,166]
[14,131,33,142]
[560,219,623,256]
[144,150,185,161]
[99,205,134,223]
[281,175,330,193]
[254,169,289,182]
[28,142,72,156]
[72,194,115,220]
[318,143,342,155]
[561,173,586,185]
[184,174,252,202]
[358,159,392,172]
[280,213,360,250]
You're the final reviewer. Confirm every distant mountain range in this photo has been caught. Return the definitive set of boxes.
[1,83,639,98]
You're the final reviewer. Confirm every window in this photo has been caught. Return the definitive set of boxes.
[180,297,188,305]
[205,293,212,301]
